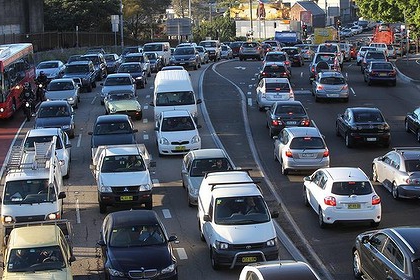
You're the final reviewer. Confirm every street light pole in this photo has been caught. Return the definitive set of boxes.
[249,0,253,38]
[120,0,124,50]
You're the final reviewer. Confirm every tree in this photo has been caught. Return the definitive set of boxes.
[192,15,235,42]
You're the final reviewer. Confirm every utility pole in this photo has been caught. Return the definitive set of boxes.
[120,0,124,50]
[249,0,253,39]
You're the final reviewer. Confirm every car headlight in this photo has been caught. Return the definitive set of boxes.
[108,268,125,277]
[189,57,196,61]
[47,211,60,220]
[266,238,277,247]
[161,263,176,274]
[139,184,152,191]
[110,107,116,113]
[1,215,14,224]
[0,108,4,113]
[215,240,229,250]
[62,125,70,130]
[160,137,170,145]
[100,185,112,192]
[136,76,143,80]
[68,97,74,101]
[190,187,199,196]
[191,135,200,144]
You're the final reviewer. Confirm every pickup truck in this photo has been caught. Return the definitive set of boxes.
[90,144,154,213]
[197,171,279,270]
[2,220,75,279]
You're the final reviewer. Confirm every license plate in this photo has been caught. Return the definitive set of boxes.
[120,196,133,201]
[366,137,377,142]
[242,256,257,263]
[348,203,361,209]
[301,153,315,158]
[175,146,186,151]
[379,73,387,76]
[327,94,339,97]
[286,121,297,125]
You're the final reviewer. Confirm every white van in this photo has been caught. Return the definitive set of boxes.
[142,42,171,66]
[150,69,201,122]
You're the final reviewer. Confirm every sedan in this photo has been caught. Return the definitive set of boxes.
[363,61,397,86]
[303,167,381,228]
[35,100,76,138]
[336,107,390,148]
[170,46,201,70]
[311,70,349,102]
[103,53,121,74]
[45,78,80,108]
[266,101,310,137]
[405,106,420,142]
[220,44,233,59]
[195,46,210,64]
[372,148,420,199]
[117,62,147,89]
[352,227,420,279]
[281,47,304,67]
[97,210,178,280]
[100,73,136,104]
[35,60,66,81]
[258,62,291,82]
[104,90,142,120]
[143,52,163,73]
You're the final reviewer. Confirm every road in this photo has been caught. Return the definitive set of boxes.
[1,53,420,280]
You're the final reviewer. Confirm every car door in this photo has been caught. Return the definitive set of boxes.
[375,152,394,189]
[336,109,350,137]
[360,233,388,279]
[311,172,328,212]
[408,108,420,133]
[382,153,401,191]
[276,130,289,161]
[378,238,407,280]
[181,153,192,187]
[306,171,323,211]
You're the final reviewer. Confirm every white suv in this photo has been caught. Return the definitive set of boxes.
[317,43,343,68]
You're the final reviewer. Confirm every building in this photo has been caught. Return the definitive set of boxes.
[0,0,44,35]
[290,1,326,29]
[315,0,357,24]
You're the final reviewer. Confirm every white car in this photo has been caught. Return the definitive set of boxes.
[100,73,136,104]
[350,25,363,35]
[22,128,72,178]
[303,167,382,228]
[256,77,294,111]
[155,110,201,156]
[45,78,80,108]
[356,46,376,65]
[35,60,66,81]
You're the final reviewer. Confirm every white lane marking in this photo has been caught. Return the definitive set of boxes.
[247,91,251,95]
[143,105,149,110]
[162,209,172,218]
[149,86,154,90]
[152,179,160,186]
[91,96,97,105]
[247,98,253,106]
[77,134,82,147]
[248,84,253,88]
[76,198,81,223]
[345,72,348,79]
[143,134,149,140]
[351,87,356,96]
[300,72,304,78]
[175,248,188,260]
[143,118,148,124]
[146,94,150,98]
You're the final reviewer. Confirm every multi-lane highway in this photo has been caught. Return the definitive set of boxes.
[1,54,420,279]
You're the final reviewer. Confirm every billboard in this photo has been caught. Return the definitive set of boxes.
[230,1,290,20]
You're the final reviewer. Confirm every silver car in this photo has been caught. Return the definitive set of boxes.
[274,127,330,175]
[181,149,233,206]
[45,78,80,108]
[372,147,420,199]
[311,71,349,102]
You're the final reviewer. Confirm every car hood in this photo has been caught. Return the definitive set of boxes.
[36,68,60,77]
[2,202,59,218]
[91,134,136,148]
[99,171,150,186]
[3,270,71,279]
[45,90,76,100]
[173,54,195,60]
[212,222,276,244]
[160,130,198,142]
[101,85,135,96]
[107,100,141,111]
[107,245,173,272]
[188,176,204,190]
[35,117,71,128]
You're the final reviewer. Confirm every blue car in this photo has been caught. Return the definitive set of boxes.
[34,100,75,138]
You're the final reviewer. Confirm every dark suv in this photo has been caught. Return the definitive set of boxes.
[63,60,97,92]
[80,53,107,80]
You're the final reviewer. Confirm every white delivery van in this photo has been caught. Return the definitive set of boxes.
[150,69,202,122]
[142,42,171,66]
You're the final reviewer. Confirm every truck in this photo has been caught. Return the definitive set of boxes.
[2,220,75,279]
[90,144,154,213]
[274,31,300,46]
[197,171,280,270]
[372,23,394,45]
[313,27,338,45]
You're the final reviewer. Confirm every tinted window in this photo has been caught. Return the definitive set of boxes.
[353,111,384,122]
[189,158,232,176]
[65,64,89,73]
[371,63,393,70]
[331,181,373,195]
[404,160,420,172]
[94,121,131,135]
[4,179,56,204]
[101,155,146,172]
[214,196,270,225]
[161,116,195,131]
[266,83,290,91]
[243,42,258,48]
[319,77,346,85]
[290,137,325,149]
[263,65,286,73]
[318,45,338,52]
[275,105,305,115]
[265,54,286,61]
[366,52,386,59]
[104,77,132,86]
[38,62,59,69]
[118,64,142,73]
[315,54,335,64]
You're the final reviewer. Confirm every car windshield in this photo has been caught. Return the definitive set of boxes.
[161,116,195,131]
[37,62,59,69]
[156,91,195,106]
[353,111,384,122]
[110,224,165,247]
[65,65,89,73]
[266,83,290,92]
[93,122,131,135]
[118,64,142,73]
[319,77,346,85]
[24,136,63,150]
[275,105,305,115]
[104,77,132,86]
[284,49,298,55]
[319,45,338,52]
[107,93,135,101]
[290,137,325,149]
[200,42,216,48]
[3,179,56,205]
[8,246,65,272]
[214,196,270,225]
[101,155,146,172]
[47,82,74,91]
[104,55,116,62]
[265,54,286,61]
[143,44,163,51]
[38,106,70,118]
[124,56,145,63]
[331,181,372,195]
[189,158,232,177]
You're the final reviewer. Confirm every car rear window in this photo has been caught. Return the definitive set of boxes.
[366,52,386,59]
[319,77,346,85]
[266,83,290,91]
[315,54,335,63]
[263,65,286,73]
[404,160,420,172]
[371,63,393,70]
[243,42,258,48]
[290,137,325,149]
[318,45,338,52]
[284,49,299,55]
[331,181,372,195]
[353,111,384,122]
[265,54,286,61]
[275,105,305,115]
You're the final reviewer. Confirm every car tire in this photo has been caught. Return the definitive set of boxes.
[281,161,288,175]
[345,133,353,148]
[318,208,326,228]
[303,187,310,207]
[187,195,193,207]
[210,249,221,270]
[352,250,363,279]
[392,183,399,199]
[335,123,341,137]
[372,165,378,182]
[198,221,205,242]
[269,128,274,138]
[145,199,153,210]
[99,202,107,214]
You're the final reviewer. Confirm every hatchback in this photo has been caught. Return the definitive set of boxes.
[273,127,330,175]
[263,51,291,71]
[98,210,178,280]
[258,63,291,82]
[363,61,396,86]
[45,78,80,108]
[266,101,310,137]
[239,260,320,280]
[256,77,294,111]
[100,73,136,104]
[372,147,420,199]
[238,42,264,61]
[281,47,304,66]
[312,71,349,102]
[303,167,382,228]
[35,60,66,81]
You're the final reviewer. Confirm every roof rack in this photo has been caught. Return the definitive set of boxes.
[204,168,252,179]
[210,181,258,191]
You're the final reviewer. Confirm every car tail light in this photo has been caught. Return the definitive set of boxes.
[341,84,348,90]
[311,66,315,73]
[323,149,329,157]
[272,119,283,126]
[405,178,420,184]
[372,195,381,205]
[324,196,336,206]
[389,70,396,76]
[285,150,293,157]
[289,91,294,99]
[300,119,310,126]
[370,71,377,76]
[316,85,324,91]
[285,61,290,66]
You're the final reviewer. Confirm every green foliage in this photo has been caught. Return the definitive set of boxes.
[192,15,235,42]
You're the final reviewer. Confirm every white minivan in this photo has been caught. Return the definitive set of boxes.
[142,42,171,66]
[150,69,201,122]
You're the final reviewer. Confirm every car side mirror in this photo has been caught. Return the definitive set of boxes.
[58,192,66,199]
[97,239,106,247]
[203,214,211,222]
[168,235,178,242]
[361,235,370,244]
[270,210,279,218]
[196,99,202,104]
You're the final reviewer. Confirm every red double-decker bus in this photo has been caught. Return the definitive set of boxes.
[0,43,36,119]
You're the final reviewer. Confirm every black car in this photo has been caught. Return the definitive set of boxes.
[405,107,420,142]
[34,100,76,138]
[229,41,245,57]
[80,53,108,81]
[98,210,178,280]
[361,50,387,73]
[266,101,311,137]
[89,114,138,156]
[335,107,390,148]
[258,62,291,81]
[352,227,420,280]
[63,60,97,92]
[117,62,147,88]
[103,54,121,74]
[364,61,397,86]
[281,47,304,67]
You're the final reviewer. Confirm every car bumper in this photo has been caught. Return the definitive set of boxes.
[187,190,198,205]
[170,61,197,68]
[367,76,396,83]
[98,190,152,207]
[158,142,201,155]
[349,132,390,145]
[284,158,330,171]
[396,185,420,199]
[257,97,294,108]
[212,245,279,269]
[314,91,349,99]
[108,269,177,280]
[323,206,381,224]
[111,110,142,119]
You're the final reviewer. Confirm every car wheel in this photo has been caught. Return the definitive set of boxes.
[99,202,107,214]
[416,130,420,142]
[318,208,326,228]
[198,221,205,241]
[303,187,310,207]
[392,183,399,199]
[269,128,274,138]
[210,249,221,270]
[372,165,378,182]
[281,161,288,175]
[145,199,153,210]
[352,250,363,279]
[273,150,278,162]
[404,120,410,132]
[345,133,353,148]
[187,195,193,207]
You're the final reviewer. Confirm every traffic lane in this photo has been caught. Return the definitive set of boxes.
[212,60,420,279]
